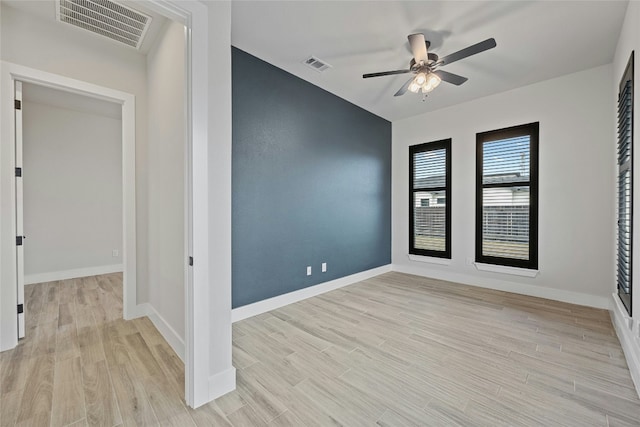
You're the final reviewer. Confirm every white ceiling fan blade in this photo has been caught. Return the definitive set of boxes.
[408,33,428,64]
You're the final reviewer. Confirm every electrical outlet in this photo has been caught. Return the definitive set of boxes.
[306,266,312,276]
[112,249,119,257]
[322,262,327,273]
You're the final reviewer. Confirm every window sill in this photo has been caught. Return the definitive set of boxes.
[474,262,539,278]
[408,254,452,266]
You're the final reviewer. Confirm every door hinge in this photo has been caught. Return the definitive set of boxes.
[15,167,22,177]
[189,256,193,266]
[16,236,23,246]
[14,100,21,110]
[17,304,23,314]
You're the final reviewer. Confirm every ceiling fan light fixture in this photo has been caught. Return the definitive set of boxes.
[408,81,422,93]
[414,72,427,86]
[422,73,442,92]
[407,72,442,95]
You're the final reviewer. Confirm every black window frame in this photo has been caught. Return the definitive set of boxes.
[617,52,634,316]
[476,122,539,269]
[409,139,452,259]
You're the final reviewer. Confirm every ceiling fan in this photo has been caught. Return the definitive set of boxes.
[363,34,497,98]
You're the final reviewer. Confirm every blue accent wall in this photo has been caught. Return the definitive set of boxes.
[232,47,391,308]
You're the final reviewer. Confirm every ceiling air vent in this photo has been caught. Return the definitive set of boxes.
[303,56,332,73]
[55,0,152,49]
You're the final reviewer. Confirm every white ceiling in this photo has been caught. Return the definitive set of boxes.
[22,83,122,119]
[4,1,628,122]
[232,1,628,121]
[2,0,168,54]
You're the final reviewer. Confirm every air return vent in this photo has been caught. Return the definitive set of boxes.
[55,0,152,49]
[303,56,332,73]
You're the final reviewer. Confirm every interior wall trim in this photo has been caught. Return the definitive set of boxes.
[231,264,392,323]
[392,264,610,309]
[209,366,237,401]
[24,264,123,285]
[610,293,640,398]
[133,302,185,361]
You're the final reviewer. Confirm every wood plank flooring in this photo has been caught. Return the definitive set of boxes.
[1,272,639,426]
[0,274,184,427]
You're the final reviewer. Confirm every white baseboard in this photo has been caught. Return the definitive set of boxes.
[391,264,610,309]
[231,264,393,322]
[127,303,150,320]
[25,264,123,285]
[133,303,185,362]
[610,294,640,398]
[209,367,236,401]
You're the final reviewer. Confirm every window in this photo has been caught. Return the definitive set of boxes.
[476,123,539,269]
[410,139,451,258]
[618,52,633,316]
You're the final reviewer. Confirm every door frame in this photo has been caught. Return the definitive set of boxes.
[14,80,24,340]
[0,62,138,331]
[140,0,216,407]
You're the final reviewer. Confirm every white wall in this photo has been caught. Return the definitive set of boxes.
[204,0,234,398]
[393,64,615,308]
[146,20,185,341]
[611,0,640,397]
[0,3,150,301]
[22,100,122,279]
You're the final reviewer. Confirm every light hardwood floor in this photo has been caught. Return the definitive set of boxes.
[1,272,639,426]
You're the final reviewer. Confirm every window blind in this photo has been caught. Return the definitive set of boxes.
[617,52,633,316]
[476,123,538,269]
[482,136,530,260]
[410,139,451,258]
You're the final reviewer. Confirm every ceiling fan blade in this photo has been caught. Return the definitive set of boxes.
[438,38,497,66]
[394,77,415,97]
[408,33,428,64]
[433,70,468,86]
[363,69,411,78]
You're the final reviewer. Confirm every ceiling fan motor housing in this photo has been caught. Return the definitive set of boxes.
[410,51,439,70]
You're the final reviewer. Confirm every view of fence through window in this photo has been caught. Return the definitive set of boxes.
[481,135,530,260]
[413,148,446,252]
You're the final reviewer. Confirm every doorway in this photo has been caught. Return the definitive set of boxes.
[16,80,128,338]
[10,68,138,339]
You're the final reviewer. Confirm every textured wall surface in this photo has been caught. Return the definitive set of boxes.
[232,47,391,308]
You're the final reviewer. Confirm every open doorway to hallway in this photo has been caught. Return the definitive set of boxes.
[21,82,125,294]
[19,80,126,320]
